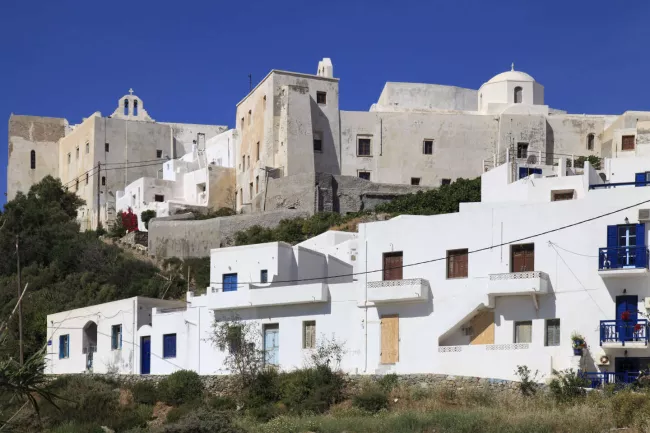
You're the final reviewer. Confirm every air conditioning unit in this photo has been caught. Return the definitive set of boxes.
[639,209,650,221]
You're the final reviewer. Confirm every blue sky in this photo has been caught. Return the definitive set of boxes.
[1,0,649,207]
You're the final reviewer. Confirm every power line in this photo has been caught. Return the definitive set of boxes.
[210,196,650,285]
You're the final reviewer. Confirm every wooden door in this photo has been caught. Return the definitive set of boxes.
[383,252,403,281]
[622,135,635,151]
[380,315,399,364]
[511,244,534,272]
[470,310,495,345]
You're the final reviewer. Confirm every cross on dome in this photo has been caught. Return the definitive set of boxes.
[511,62,515,71]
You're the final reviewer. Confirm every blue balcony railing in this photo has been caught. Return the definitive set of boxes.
[582,371,640,388]
[600,319,649,346]
[598,246,649,270]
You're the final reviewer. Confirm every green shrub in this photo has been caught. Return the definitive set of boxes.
[166,403,200,424]
[410,386,434,401]
[245,368,281,409]
[352,386,389,413]
[207,395,237,411]
[548,369,589,403]
[515,365,539,397]
[140,209,157,230]
[111,404,152,431]
[611,390,650,428]
[160,408,243,433]
[131,381,158,405]
[377,373,399,392]
[279,365,345,414]
[159,370,204,405]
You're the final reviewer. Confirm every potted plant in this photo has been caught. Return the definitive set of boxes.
[621,310,631,321]
[571,331,586,356]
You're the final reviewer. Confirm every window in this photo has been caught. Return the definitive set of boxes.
[411,178,420,186]
[85,142,89,154]
[85,173,89,185]
[105,142,109,152]
[256,141,260,161]
[154,194,164,202]
[622,135,635,151]
[545,319,560,346]
[124,99,129,115]
[263,324,279,366]
[247,155,250,168]
[514,86,523,103]
[68,153,71,164]
[101,176,106,186]
[59,335,70,359]
[133,100,138,116]
[514,321,532,343]
[156,149,162,158]
[30,150,35,169]
[441,179,451,186]
[111,324,122,350]
[248,109,252,125]
[242,156,246,171]
[240,117,244,129]
[75,179,79,192]
[519,167,542,179]
[383,251,403,281]
[517,143,528,159]
[423,140,433,155]
[223,273,238,292]
[256,176,259,194]
[249,182,253,199]
[303,320,316,349]
[260,269,268,283]
[313,131,323,152]
[358,171,371,181]
[357,136,372,156]
[239,188,243,205]
[587,133,595,151]
[317,91,327,105]
[447,249,468,279]
[76,147,79,159]
[163,334,177,358]
[511,243,535,272]
[552,190,574,201]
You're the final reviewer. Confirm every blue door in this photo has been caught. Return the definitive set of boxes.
[264,324,280,366]
[141,336,151,375]
[616,296,638,342]
[223,273,238,292]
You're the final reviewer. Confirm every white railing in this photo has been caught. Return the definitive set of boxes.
[367,278,427,288]
[438,343,530,353]
[489,271,547,281]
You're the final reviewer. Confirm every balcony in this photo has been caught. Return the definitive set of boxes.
[600,319,649,348]
[598,246,649,278]
[366,278,430,303]
[208,282,328,310]
[487,271,550,296]
[582,371,640,388]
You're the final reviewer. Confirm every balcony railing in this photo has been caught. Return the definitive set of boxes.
[598,246,649,270]
[582,371,639,388]
[600,319,649,346]
[366,278,429,303]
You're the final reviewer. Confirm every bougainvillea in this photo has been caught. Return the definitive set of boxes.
[121,207,139,233]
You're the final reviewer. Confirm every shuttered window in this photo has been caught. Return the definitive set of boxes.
[447,249,468,279]
[622,135,635,151]
[511,244,535,272]
[163,334,177,358]
[545,319,560,346]
[111,324,122,350]
[59,334,70,359]
[383,252,403,281]
[303,321,316,349]
[514,321,532,344]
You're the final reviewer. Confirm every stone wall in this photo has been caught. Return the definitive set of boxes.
[148,209,309,258]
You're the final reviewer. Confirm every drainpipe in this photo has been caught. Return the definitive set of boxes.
[364,240,368,373]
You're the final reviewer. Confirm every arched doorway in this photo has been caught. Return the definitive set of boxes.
[82,321,97,371]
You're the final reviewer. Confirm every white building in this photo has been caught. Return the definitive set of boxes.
[115,129,237,231]
[47,144,650,385]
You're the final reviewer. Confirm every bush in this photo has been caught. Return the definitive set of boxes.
[352,386,389,413]
[166,403,200,424]
[131,381,158,405]
[549,369,589,403]
[159,370,204,405]
[140,210,156,230]
[279,365,345,414]
[244,368,281,410]
[515,365,539,397]
[207,395,237,411]
[611,390,650,428]
[377,373,399,392]
[160,408,243,433]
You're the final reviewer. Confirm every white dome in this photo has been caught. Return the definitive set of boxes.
[487,70,535,84]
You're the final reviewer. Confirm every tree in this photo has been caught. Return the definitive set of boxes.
[140,209,157,230]
[121,208,139,233]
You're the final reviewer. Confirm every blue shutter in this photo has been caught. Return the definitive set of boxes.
[59,336,64,359]
[636,172,646,187]
[636,224,647,268]
[604,225,619,269]
[607,225,618,248]
[163,334,177,358]
[533,168,542,175]
[519,167,528,179]
[66,336,69,358]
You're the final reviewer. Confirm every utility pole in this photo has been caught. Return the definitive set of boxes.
[16,236,23,365]
[96,161,101,230]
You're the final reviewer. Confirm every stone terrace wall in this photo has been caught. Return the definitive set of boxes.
[148,209,309,258]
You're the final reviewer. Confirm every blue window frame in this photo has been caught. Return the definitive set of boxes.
[519,167,542,180]
[223,273,238,292]
[111,324,122,350]
[635,172,650,187]
[163,334,177,358]
[59,334,70,359]
[260,270,268,283]
[600,223,647,269]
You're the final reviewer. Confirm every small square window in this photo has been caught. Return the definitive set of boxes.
[622,135,635,151]
[551,190,574,201]
[517,143,529,159]
[303,320,316,349]
[105,142,109,152]
[357,137,372,156]
[156,150,163,158]
[111,324,122,350]
[154,194,164,202]
[447,249,468,279]
[317,91,327,105]
[101,176,106,186]
[441,179,451,186]
[163,334,177,358]
[514,321,532,344]
[260,269,268,283]
[411,177,420,186]
[313,131,323,152]
[423,140,433,155]
[545,319,560,346]
[358,171,371,181]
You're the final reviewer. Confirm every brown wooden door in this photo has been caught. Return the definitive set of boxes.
[470,310,495,345]
[380,315,399,364]
[383,252,403,281]
[511,244,534,272]
[622,135,636,151]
